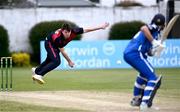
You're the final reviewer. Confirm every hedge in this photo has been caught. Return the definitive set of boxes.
[109,21,145,40]
[0,25,9,57]
[115,1,143,7]
[29,20,81,63]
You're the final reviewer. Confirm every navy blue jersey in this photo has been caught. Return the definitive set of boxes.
[47,27,84,48]
[124,24,160,55]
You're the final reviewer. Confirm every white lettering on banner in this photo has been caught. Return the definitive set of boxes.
[148,44,180,67]
[63,57,110,68]
[162,43,180,55]
[65,45,98,56]
[149,56,180,66]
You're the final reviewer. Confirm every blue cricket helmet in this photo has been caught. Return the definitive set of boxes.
[151,13,165,26]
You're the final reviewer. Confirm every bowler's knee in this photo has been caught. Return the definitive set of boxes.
[53,59,61,67]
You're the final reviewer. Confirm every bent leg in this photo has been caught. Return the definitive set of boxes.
[35,41,61,76]
[131,74,147,106]
[124,52,160,107]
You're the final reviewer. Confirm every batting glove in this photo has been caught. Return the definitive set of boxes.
[151,39,165,57]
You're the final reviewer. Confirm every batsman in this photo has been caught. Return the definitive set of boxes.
[123,13,165,111]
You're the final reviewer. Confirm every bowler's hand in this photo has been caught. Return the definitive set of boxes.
[101,22,109,29]
[68,61,75,68]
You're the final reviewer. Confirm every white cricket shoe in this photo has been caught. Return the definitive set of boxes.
[32,74,45,84]
[31,67,36,76]
[140,102,151,112]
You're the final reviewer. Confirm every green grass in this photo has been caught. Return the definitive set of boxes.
[1,68,180,111]
[0,100,86,112]
[9,68,137,91]
[2,67,179,95]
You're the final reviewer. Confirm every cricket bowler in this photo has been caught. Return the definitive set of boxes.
[123,13,165,111]
[32,22,109,84]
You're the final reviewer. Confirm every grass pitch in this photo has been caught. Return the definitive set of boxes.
[11,68,180,93]
[0,100,85,112]
[0,68,180,112]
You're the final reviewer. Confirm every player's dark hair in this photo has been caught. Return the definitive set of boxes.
[61,23,71,32]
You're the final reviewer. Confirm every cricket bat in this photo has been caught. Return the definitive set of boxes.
[155,15,179,57]
[161,15,180,43]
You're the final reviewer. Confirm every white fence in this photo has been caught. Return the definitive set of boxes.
[0,7,158,53]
